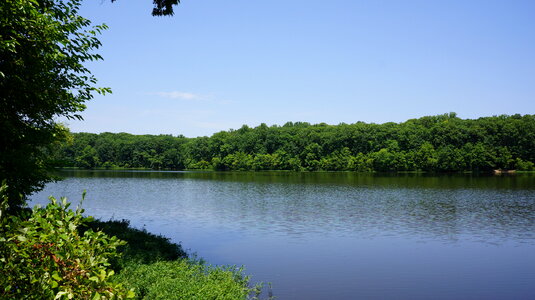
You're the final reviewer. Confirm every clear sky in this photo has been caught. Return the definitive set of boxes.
[68,0,535,137]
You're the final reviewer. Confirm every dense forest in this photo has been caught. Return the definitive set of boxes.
[54,113,535,172]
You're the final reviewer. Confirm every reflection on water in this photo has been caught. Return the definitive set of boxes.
[52,169,535,189]
[31,171,535,300]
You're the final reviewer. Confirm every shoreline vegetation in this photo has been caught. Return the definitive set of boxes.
[0,191,264,299]
[87,219,264,299]
[54,113,535,173]
[55,166,535,174]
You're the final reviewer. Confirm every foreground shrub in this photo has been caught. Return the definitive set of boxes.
[115,260,261,300]
[0,187,134,299]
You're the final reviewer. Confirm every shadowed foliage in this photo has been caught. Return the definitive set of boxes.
[82,219,187,270]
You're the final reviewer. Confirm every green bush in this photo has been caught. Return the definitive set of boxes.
[515,158,534,171]
[0,187,134,299]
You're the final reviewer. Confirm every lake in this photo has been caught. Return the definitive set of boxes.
[30,170,535,299]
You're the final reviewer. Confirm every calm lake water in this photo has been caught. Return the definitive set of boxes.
[30,170,535,299]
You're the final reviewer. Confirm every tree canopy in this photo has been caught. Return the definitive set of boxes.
[54,114,535,173]
[0,0,109,209]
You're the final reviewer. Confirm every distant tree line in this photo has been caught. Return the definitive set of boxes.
[53,113,535,172]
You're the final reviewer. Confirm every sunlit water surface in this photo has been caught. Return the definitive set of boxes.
[30,171,535,299]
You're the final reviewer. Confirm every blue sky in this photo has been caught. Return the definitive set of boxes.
[69,0,535,137]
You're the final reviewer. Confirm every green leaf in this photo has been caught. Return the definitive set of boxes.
[92,292,101,300]
[126,290,136,298]
[99,269,107,281]
[52,272,62,281]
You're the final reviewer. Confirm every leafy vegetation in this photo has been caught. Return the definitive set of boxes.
[115,261,259,300]
[0,0,109,209]
[55,113,535,172]
[0,188,134,299]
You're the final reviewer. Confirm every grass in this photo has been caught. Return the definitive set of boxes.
[115,260,258,300]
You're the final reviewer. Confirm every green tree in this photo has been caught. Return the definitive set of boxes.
[348,153,373,171]
[162,148,185,169]
[253,154,278,171]
[437,145,465,172]
[414,142,438,171]
[0,0,109,209]
[301,143,322,171]
[76,145,100,169]
[463,142,495,171]
[371,149,396,171]
[494,146,514,170]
